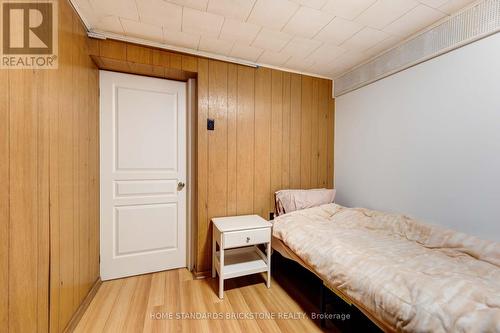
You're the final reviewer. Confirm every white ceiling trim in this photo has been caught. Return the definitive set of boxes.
[91,29,335,80]
[69,0,333,80]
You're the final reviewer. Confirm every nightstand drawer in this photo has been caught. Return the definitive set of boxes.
[223,228,270,249]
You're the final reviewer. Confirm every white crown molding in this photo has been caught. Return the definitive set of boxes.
[90,30,259,68]
[87,31,106,40]
[90,30,337,81]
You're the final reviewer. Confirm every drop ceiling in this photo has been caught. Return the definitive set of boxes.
[74,0,477,78]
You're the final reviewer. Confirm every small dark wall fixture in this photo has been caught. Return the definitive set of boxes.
[207,118,215,131]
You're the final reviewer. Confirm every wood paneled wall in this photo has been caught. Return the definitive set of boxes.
[88,37,335,276]
[196,61,334,273]
[0,1,100,332]
[49,2,100,332]
[88,39,198,81]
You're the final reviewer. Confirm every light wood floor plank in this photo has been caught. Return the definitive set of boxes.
[74,279,124,333]
[123,274,152,333]
[103,276,138,332]
[240,284,282,333]
[74,268,328,333]
[224,287,263,333]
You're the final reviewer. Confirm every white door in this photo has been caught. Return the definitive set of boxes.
[100,70,187,281]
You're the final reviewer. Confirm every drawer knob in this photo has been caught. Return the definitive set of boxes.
[246,237,250,243]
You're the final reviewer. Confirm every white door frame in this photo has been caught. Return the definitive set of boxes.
[186,78,196,271]
[99,70,195,279]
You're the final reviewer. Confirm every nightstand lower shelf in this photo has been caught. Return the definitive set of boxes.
[214,246,268,279]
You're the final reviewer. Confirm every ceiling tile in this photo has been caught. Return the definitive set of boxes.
[314,16,364,45]
[137,0,182,31]
[284,56,315,71]
[340,26,390,51]
[330,49,370,75]
[120,19,164,42]
[74,0,91,10]
[418,0,448,8]
[163,30,201,48]
[207,0,256,20]
[182,7,224,37]
[363,35,400,57]
[307,43,347,62]
[384,4,446,36]
[247,0,299,30]
[283,6,334,38]
[308,60,338,75]
[219,18,261,43]
[281,37,322,58]
[93,16,124,34]
[257,50,291,66]
[292,0,328,9]
[356,0,419,29]
[252,29,292,52]
[438,0,475,15]
[230,43,264,62]
[336,49,371,64]
[329,63,352,77]
[165,0,208,11]
[74,0,101,26]
[322,0,377,20]
[90,0,139,20]
[198,36,234,54]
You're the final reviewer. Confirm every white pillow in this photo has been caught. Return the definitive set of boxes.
[275,188,336,216]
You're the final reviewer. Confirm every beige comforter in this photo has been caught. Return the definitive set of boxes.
[272,204,500,332]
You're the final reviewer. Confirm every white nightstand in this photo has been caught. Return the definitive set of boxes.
[212,215,272,299]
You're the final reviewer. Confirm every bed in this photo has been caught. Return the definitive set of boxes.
[272,203,500,332]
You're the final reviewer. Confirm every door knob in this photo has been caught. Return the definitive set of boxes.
[177,182,185,190]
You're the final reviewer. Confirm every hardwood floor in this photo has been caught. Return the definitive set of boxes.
[74,261,335,332]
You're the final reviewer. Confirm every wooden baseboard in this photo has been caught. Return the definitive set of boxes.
[193,270,210,279]
[63,278,102,332]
